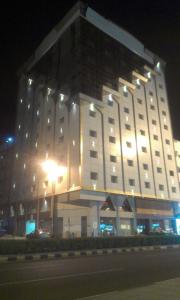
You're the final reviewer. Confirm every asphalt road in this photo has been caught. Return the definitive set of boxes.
[1,249,180,300]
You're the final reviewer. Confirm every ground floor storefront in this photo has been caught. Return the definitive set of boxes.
[1,191,179,237]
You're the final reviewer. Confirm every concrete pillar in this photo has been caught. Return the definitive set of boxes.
[89,201,100,237]
[116,201,120,236]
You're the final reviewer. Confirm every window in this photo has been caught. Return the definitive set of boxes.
[159,84,163,89]
[157,167,162,173]
[129,179,135,186]
[124,107,129,113]
[125,124,131,130]
[155,150,160,157]
[110,155,117,162]
[123,91,128,97]
[164,125,168,130]
[137,98,142,104]
[108,117,115,124]
[162,110,166,116]
[139,114,144,120]
[142,146,147,153]
[169,170,174,176]
[60,117,64,124]
[152,119,157,125]
[90,150,98,158]
[140,130,145,136]
[59,136,64,143]
[111,176,118,183]
[89,130,97,138]
[172,187,176,193]
[107,99,113,107]
[126,141,132,148]
[127,160,134,167]
[160,97,165,102]
[153,135,158,141]
[109,136,116,143]
[90,172,98,180]
[89,110,96,117]
[145,182,150,189]
[159,184,164,191]
[150,105,155,110]
[149,91,153,96]
[143,163,148,170]
[165,139,170,145]
[167,154,172,160]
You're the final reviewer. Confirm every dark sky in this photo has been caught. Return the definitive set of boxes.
[1,0,180,139]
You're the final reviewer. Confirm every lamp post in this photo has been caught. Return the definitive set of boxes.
[41,159,66,235]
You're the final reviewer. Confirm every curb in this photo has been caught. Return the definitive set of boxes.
[0,244,180,263]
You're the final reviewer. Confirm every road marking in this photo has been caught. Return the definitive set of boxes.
[0,268,123,287]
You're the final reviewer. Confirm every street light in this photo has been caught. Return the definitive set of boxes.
[40,159,66,234]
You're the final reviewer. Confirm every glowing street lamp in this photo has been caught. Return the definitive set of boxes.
[37,159,66,234]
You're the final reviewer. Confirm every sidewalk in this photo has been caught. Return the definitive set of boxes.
[77,277,180,300]
[0,244,180,263]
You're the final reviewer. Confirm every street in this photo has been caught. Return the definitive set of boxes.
[0,249,180,299]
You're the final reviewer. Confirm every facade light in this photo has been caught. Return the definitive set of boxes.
[35,142,38,148]
[157,62,160,69]
[47,88,52,95]
[60,93,64,102]
[27,104,30,110]
[136,79,140,86]
[72,140,76,146]
[23,163,26,169]
[20,99,23,103]
[147,72,151,79]
[60,128,63,134]
[90,103,94,111]
[13,183,16,189]
[25,132,28,139]
[37,110,39,116]
[15,153,19,159]
[18,124,21,130]
[92,141,95,148]
[28,78,33,86]
[33,175,36,182]
[108,94,113,101]
[123,85,127,93]
[93,183,96,190]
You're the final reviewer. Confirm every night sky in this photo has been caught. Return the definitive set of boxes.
[1,0,180,139]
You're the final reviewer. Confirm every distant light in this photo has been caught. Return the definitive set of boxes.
[27,104,30,110]
[18,124,21,130]
[20,99,23,104]
[5,136,14,144]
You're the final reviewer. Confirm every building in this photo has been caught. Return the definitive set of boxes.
[10,2,180,237]
[0,137,14,231]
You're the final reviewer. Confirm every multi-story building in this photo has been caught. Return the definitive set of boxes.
[10,2,180,236]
